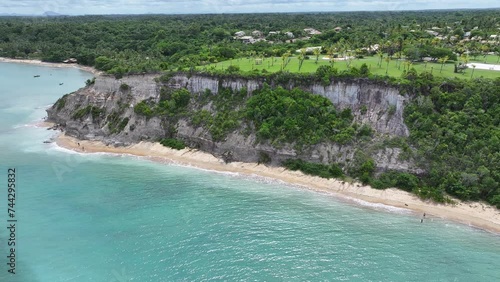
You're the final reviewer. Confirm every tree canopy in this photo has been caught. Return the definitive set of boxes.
[1,10,499,76]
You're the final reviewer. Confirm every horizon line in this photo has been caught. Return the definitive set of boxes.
[1,7,500,17]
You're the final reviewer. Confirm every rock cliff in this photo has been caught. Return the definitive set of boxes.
[47,73,420,174]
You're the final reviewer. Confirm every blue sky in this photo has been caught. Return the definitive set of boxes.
[0,0,498,15]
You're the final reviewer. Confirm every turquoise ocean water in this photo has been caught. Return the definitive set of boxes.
[0,62,499,281]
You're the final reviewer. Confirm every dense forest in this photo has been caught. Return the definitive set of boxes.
[2,10,500,206]
[0,10,499,76]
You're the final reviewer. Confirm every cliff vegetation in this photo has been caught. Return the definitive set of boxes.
[47,71,500,208]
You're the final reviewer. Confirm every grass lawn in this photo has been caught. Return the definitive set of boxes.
[199,55,500,79]
[470,54,500,65]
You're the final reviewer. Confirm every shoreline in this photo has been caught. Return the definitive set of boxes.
[55,133,500,234]
[0,57,102,75]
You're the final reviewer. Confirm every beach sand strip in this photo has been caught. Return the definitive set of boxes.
[55,133,500,234]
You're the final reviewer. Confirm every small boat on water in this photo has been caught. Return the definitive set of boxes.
[34,75,40,78]
[59,83,64,85]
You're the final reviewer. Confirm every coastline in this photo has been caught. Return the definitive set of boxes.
[56,133,500,234]
[0,57,102,75]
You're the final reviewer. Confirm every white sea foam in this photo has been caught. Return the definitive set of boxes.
[50,142,156,165]
[12,124,28,129]
[346,197,411,214]
[12,116,51,129]
[164,161,241,177]
[48,142,87,155]
[35,104,54,110]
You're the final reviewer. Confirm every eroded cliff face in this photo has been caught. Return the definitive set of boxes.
[47,73,419,173]
[170,74,409,137]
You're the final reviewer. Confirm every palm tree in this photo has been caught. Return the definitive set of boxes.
[461,53,470,66]
[470,45,480,60]
[384,40,394,57]
[298,48,306,71]
[313,48,321,64]
[271,48,279,67]
[418,38,426,48]
[438,55,449,73]
[394,51,402,70]
[384,56,391,75]
[281,51,291,71]
[431,37,441,47]
[404,60,413,72]
[376,50,384,68]
[343,41,353,68]
[397,36,405,53]
[327,45,336,67]
[481,45,489,63]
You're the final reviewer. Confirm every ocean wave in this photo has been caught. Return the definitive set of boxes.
[12,123,36,129]
[149,158,242,177]
[50,142,151,163]
[346,197,411,214]
[35,104,54,110]
[12,117,49,129]
[48,142,87,155]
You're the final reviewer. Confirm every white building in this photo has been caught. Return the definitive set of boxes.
[234,31,245,37]
[304,28,322,35]
[296,46,322,54]
[425,30,439,37]
[238,36,255,44]
[252,30,263,38]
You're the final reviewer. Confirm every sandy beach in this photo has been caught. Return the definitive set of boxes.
[55,133,500,234]
[0,57,102,75]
